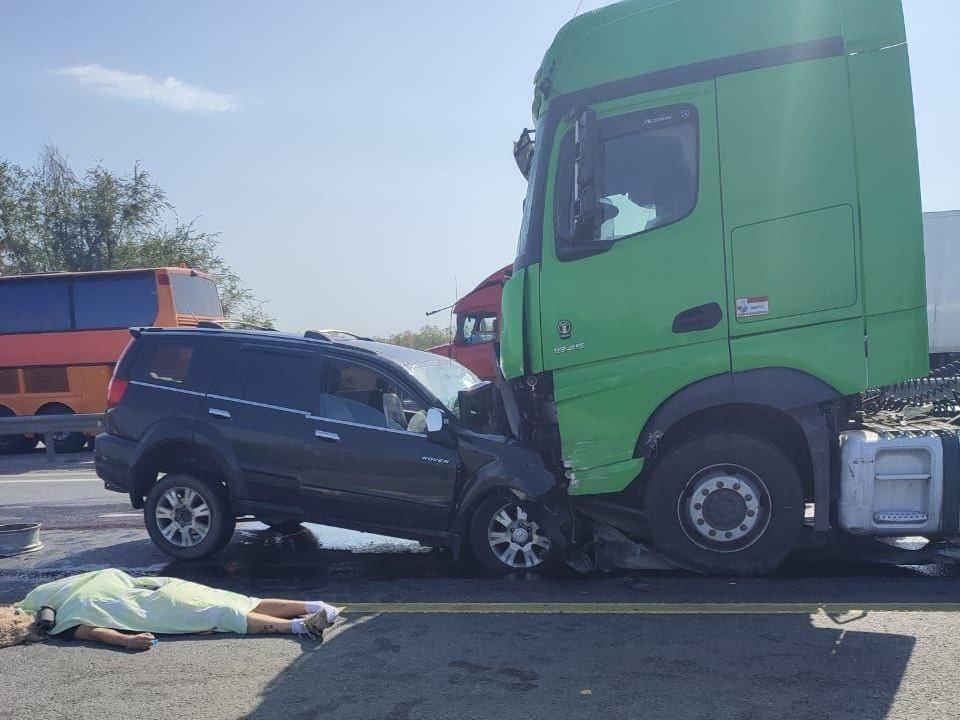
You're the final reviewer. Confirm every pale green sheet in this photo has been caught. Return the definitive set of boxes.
[18,569,260,636]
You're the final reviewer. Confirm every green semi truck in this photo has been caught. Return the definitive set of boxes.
[482,0,954,575]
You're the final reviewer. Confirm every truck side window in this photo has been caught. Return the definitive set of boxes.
[461,314,497,345]
[556,103,699,247]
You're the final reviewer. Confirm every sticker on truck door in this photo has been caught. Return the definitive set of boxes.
[736,296,770,318]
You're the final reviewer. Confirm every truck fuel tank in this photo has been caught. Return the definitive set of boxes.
[839,430,959,536]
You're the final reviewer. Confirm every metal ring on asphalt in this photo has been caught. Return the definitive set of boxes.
[487,503,551,570]
[155,486,212,548]
[678,464,771,553]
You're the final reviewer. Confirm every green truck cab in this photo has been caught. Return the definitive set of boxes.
[499,0,928,574]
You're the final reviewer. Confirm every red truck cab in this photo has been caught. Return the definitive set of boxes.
[427,266,510,381]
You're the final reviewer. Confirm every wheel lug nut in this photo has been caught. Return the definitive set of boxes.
[725,532,733,539]
[694,503,702,510]
[697,519,705,526]
[747,510,755,518]
[702,489,710,496]
[716,481,724,488]
[733,483,741,491]
[740,524,748,531]
[745,495,753,502]
[708,530,717,537]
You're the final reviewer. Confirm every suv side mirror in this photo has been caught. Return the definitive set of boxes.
[426,407,444,434]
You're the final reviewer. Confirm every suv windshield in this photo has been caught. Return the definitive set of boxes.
[348,340,480,416]
[403,357,480,416]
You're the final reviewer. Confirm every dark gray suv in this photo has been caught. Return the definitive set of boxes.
[94,327,566,573]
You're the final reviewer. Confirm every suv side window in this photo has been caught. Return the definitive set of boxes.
[237,349,312,412]
[130,338,203,389]
[319,358,426,433]
[556,103,699,248]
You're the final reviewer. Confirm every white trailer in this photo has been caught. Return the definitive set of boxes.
[924,210,960,363]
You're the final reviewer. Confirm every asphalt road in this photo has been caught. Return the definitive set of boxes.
[2,453,960,719]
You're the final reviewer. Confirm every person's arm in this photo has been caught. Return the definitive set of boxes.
[72,625,155,651]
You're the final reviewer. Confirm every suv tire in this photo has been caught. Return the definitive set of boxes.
[469,494,555,574]
[644,433,803,576]
[145,474,235,560]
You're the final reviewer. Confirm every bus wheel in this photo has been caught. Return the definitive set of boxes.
[644,433,803,576]
[36,404,87,454]
[0,406,35,455]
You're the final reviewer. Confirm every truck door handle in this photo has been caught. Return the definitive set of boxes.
[672,303,723,334]
[208,408,232,420]
[314,430,341,442]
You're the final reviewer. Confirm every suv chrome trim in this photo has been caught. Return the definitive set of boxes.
[308,414,425,438]
[206,393,310,416]
[130,382,426,437]
[129,380,205,397]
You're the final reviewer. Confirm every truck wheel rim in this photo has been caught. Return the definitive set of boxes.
[155,486,212,548]
[678,464,771,553]
[487,503,551,569]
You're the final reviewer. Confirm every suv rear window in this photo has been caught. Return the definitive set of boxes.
[130,339,200,388]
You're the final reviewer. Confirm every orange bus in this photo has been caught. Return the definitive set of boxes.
[0,267,223,454]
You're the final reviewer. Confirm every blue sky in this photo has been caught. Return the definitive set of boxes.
[2,1,957,336]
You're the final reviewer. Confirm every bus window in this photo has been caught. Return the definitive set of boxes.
[0,369,19,395]
[73,274,160,329]
[0,279,71,333]
[171,274,222,317]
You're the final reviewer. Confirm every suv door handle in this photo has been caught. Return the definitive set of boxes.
[208,408,232,419]
[314,430,340,442]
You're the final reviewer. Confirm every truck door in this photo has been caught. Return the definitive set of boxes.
[538,81,729,382]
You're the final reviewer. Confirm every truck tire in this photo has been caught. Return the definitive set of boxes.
[644,433,803,576]
[144,474,235,560]
[468,494,555,574]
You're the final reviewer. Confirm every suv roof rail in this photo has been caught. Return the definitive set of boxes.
[197,320,278,332]
[304,329,373,342]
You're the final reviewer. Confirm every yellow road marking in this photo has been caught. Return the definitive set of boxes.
[340,602,960,615]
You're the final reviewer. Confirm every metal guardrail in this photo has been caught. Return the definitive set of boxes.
[0,413,105,462]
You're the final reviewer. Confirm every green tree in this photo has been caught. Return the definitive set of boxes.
[0,146,272,326]
[375,324,453,351]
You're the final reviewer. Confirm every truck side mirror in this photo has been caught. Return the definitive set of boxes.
[573,108,599,245]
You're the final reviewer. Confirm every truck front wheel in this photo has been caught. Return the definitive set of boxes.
[644,433,803,576]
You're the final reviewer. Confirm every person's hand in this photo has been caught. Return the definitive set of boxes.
[124,633,156,651]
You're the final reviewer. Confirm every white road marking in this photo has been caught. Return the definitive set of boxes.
[0,478,102,485]
[99,512,141,518]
